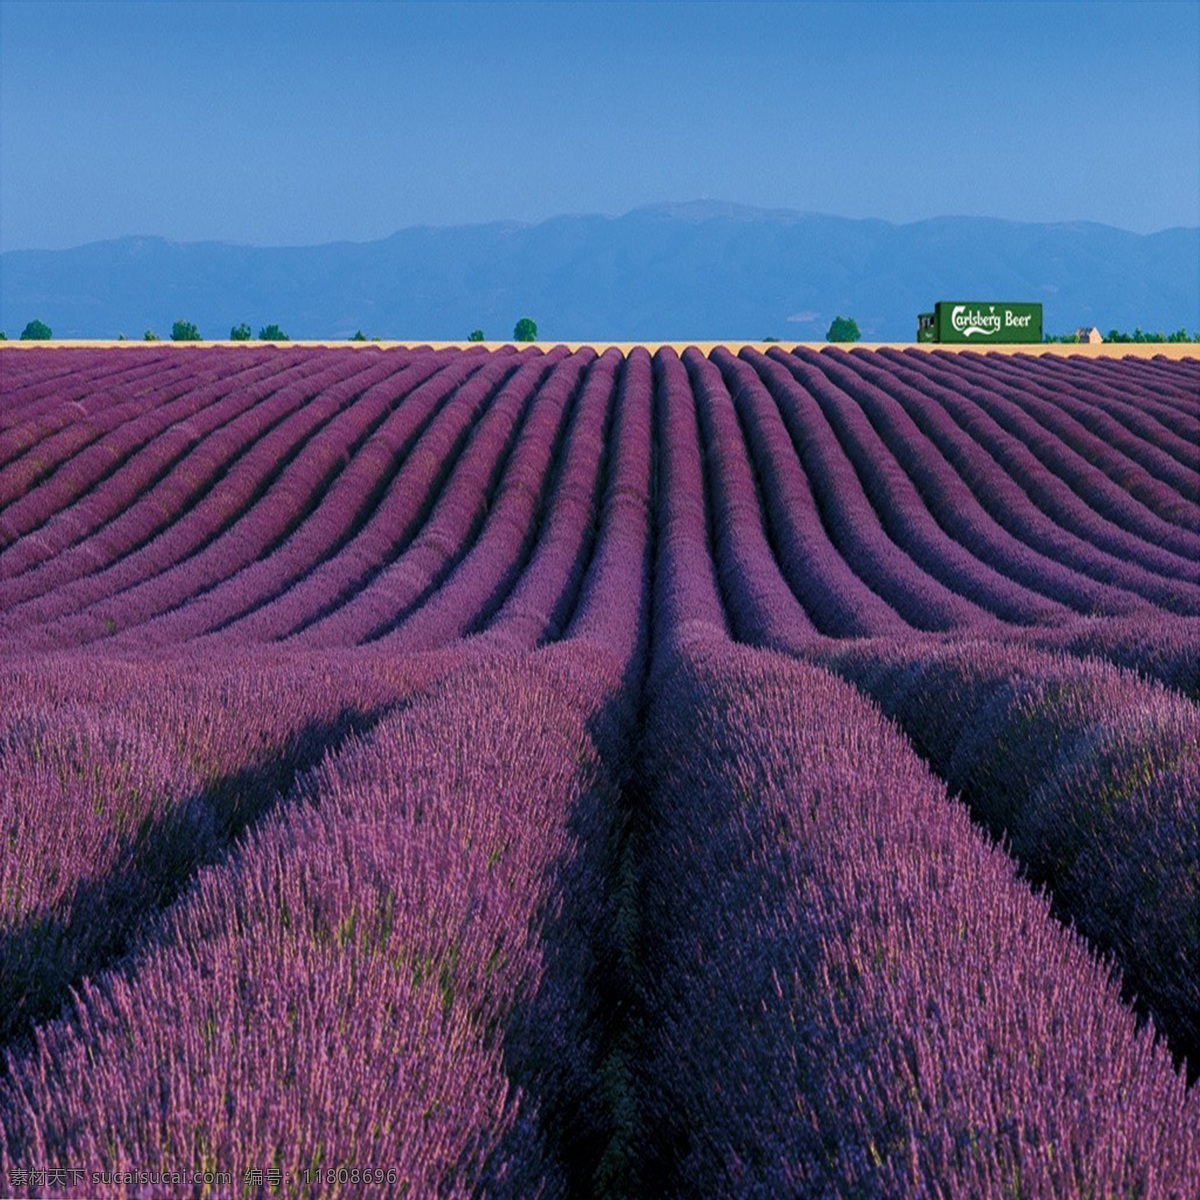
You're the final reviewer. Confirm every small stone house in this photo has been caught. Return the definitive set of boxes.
[1075,326,1104,344]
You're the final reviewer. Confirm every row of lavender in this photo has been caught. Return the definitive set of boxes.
[2,343,1199,1195]
[0,346,499,645]
[0,646,469,1047]
[660,343,1199,696]
[635,632,1200,1195]
[5,621,1199,1195]
[0,358,656,1192]
[0,339,655,1060]
[0,346,1196,659]
[11,640,1198,1198]
[658,342,1200,1086]
[807,635,1200,1082]
[0,643,638,1198]
[630,342,1200,1192]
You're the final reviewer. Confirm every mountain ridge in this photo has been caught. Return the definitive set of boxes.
[3,204,1196,341]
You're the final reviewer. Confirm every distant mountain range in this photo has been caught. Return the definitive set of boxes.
[2,202,1196,342]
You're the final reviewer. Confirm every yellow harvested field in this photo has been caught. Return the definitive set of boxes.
[2,340,1196,359]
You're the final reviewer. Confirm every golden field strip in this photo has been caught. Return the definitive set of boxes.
[2,340,1197,359]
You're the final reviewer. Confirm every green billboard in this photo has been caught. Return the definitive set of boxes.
[917,301,1043,343]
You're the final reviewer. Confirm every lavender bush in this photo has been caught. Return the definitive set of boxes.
[2,342,1198,1197]
[637,631,1200,1196]
[814,635,1200,1076]
[0,645,635,1199]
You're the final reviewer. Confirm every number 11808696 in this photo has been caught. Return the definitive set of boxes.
[299,1166,399,1187]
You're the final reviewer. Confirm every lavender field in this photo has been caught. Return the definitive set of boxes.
[1,342,1198,1198]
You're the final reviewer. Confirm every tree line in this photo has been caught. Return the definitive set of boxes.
[5,315,1198,344]
[3,317,542,343]
[1044,327,1199,343]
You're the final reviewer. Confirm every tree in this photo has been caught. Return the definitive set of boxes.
[258,324,288,341]
[826,316,860,342]
[468,329,486,342]
[20,319,52,340]
[171,319,202,342]
[230,323,252,341]
[1102,326,1198,343]
[513,317,537,342]
[143,329,160,341]
[351,330,367,341]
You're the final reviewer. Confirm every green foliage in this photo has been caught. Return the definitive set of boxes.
[258,324,289,341]
[762,336,779,343]
[0,331,6,340]
[1104,327,1200,343]
[20,319,52,340]
[230,323,252,341]
[826,315,860,342]
[143,329,159,342]
[468,329,486,342]
[351,330,367,341]
[513,317,538,342]
[171,319,202,342]
[1046,327,1199,344]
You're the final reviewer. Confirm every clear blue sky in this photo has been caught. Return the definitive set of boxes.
[2,0,1197,251]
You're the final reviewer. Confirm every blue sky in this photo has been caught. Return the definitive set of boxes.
[2,0,1197,251]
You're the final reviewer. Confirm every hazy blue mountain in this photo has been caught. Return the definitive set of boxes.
[3,202,1196,341]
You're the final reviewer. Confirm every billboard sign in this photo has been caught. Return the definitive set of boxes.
[929,301,1043,343]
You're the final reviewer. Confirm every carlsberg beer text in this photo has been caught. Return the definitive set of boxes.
[917,302,1043,343]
